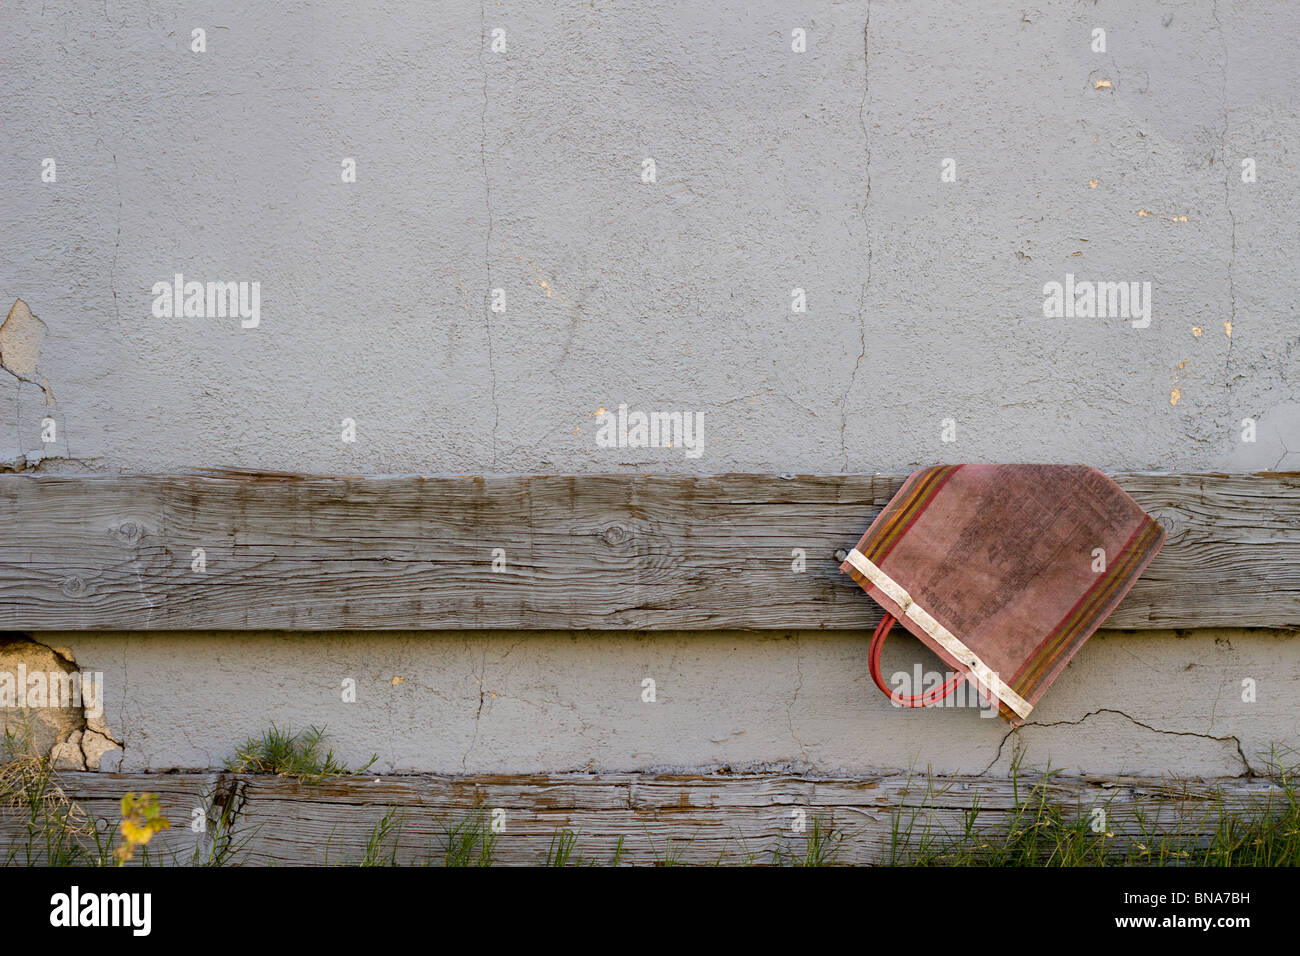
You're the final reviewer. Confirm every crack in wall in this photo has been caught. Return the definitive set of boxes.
[1272,435,1292,471]
[456,637,567,772]
[461,642,489,771]
[1213,0,1238,410]
[840,11,872,472]
[784,634,810,766]
[978,707,1255,778]
[109,150,122,325]
[479,1,500,467]
[87,108,122,325]
[0,299,92,474]
[0,300,55,407]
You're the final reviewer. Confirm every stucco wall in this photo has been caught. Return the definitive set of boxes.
[2,0,1297,776]
[38,627,1295,778]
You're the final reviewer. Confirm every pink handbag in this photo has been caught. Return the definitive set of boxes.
[840,465,1166,723]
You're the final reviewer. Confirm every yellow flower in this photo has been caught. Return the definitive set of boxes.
[113,792,171,865]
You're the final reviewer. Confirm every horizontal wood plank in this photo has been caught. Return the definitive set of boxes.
[0,471,1297,631]
[3,770,1284,866]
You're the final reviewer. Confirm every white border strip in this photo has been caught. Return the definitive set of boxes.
[845,548,1033,719]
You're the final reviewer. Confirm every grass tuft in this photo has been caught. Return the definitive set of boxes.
[887,747,1300,867]
[0,725,105,866]
[4,719,1297,867]
[645,828,691,866]
[224,724,377,783]
[769,814,847,866]
[359,806,404,866]
[437,806,497,866]
[544,827,580,866]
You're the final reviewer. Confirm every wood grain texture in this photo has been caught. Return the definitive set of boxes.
[0,470,1297,631]
[4,770,1284,866]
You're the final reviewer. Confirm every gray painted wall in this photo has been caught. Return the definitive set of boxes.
[2,0,1297,775]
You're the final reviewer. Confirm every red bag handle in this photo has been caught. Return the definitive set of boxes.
[868,613,966,707]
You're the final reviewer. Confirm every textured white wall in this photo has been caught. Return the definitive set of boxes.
[47,627,1294,778]
[3,0,1298,775]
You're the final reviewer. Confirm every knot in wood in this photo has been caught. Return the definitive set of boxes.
[600,524,630,547]
[109,521,142,543]
[1152,511,1181,540]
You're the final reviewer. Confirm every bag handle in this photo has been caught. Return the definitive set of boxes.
[868,613,966,707]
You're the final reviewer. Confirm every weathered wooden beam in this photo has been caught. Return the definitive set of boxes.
[0,471,1296,631]
[2,770,1284,866]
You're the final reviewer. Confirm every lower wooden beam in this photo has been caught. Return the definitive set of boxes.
[1,471,1298,631]
[3,771,1284,866]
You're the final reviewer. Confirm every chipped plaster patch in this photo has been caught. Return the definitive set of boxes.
[0,300,55,406]
[0,635,122,770]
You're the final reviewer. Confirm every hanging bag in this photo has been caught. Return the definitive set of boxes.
[840,465,1166,723]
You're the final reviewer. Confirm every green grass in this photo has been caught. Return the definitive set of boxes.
[194,786,256,866]
[224,724,377,783]
[771,814,846,866]
[543,831,626,866]
[886,748,1300,866]
[359,806,404,866]
[438,806,499,866]
[4,720,1298,866]
[544,827,580,866]
[0,726,108,866]
[645,828,693,866]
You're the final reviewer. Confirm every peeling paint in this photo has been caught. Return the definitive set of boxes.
[0,300,55,405]
[0,634,122,770]
[1137,209,1189,222]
